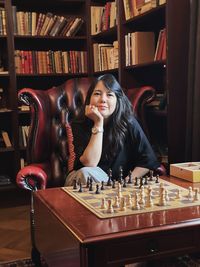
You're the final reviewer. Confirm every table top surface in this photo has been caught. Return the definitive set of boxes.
[34,175,200,244]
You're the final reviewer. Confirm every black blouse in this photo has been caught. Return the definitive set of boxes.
[71,117,160,180]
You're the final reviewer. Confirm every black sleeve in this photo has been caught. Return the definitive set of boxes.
[129,118,160,170]
[71,121,90,170]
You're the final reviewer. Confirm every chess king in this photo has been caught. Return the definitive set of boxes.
[65,74,160,186]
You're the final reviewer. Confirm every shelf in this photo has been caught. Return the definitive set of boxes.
[91,27,117,41]
[14,35,87,40]
[0,147,15,153]
[16,72,88,77]
[125,60,166,70]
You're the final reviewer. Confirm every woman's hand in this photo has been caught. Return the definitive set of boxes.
[85,105,103,125]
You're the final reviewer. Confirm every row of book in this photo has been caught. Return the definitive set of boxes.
[123,0,166,21]
[125,29,166,66]
[93,41,118,72]
[91,1,117,35]
[12,7,84,37]
[19,125,30,147]
[14,50,87,74]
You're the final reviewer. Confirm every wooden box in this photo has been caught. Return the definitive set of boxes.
[170,162,200,182]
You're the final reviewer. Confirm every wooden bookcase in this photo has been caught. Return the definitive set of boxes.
[0,0,89,188]
[0,0,191,188]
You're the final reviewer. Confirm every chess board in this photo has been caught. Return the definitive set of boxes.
[62,177,200,219]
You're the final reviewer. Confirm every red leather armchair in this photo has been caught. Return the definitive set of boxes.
[17,77,164,191]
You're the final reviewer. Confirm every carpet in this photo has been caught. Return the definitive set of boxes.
[0,258,48,267]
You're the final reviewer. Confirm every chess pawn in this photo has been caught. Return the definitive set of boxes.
[193,188,199,201]
[165,189,169,202]
[107,199,114,213]
[113,196,120,208]
[101,197,107,209]
[176,189,182,199]
[139,186,145,206]
[159,188,166,206]
[188,186,193,200]
[120,197,126,211]
[146,186,153,208]
[126,194,132,206]
[132,192,140,210]
[118,182,122,198]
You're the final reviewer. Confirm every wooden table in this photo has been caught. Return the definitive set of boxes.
[33,176,200,267]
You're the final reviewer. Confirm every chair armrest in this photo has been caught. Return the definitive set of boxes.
[16,163,51,191]
[18,88,53,163]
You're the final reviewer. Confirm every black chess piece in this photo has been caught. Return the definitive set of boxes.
[139,177,144,188]
[128,171,132,184]
[112,179,116,188]
[149,170,154,181]
[78,182,83,192]
[155,174,159,183]
[119,166,123,182]
[134,177,138,186]
[73,179,78,190]
[123,178,127,188]
[101,181,105,190]
[95,184,100,194]
[144,176,148,185]
[89,179,93,191]
[86,177,90,188]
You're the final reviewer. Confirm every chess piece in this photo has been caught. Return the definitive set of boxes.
[78,182,83,193]
[107,199,114,213]
[120,197,126,211]
[101,198,107,209]
[134,177,139,186]
[165,189,169,202]
[128,170,132,184]
[132,192,140,210]
[193,188,199,201]
[159,188,166,206]
[73,179,78,190]
[144,176,148,185]
[117,182,122,198]
[89,179,93,191]
[113,196,120,208]
[86,177,90,188]
[112,179,116,188]
[155,174,159,183]
[176,188,182,199]
[188,186,193,200]
[107,169,112,186]
[146,186,153,207]
[126,194,132,206]
[123,178,127,188]
[95,184,100,194]
[101,181,105,190]
[149,170,154,181]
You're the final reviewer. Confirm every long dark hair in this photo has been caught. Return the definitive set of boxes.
[84,74,135,160]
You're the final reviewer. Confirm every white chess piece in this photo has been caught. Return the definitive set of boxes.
[118,182,122,198]
[132,192,140,210]
[193,188,199,201]
[113,196,120,208]
[126,194,132,206]
[101,197,107,209]
[188,186,193,200]
[120,197,126,211]
[107,199,114,213]
[146,186,153,207]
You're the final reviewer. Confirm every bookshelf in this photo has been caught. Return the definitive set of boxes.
[89,0,190,171]
[0,0,191,188]
[0,0,89,188]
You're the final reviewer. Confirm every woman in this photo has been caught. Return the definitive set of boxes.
[65,74,159,186]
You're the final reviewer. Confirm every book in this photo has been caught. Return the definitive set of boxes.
[1,131,12,147]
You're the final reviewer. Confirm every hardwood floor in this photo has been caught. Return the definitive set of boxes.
[0,187,32,263]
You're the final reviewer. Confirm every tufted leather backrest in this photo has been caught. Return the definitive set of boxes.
[19,77,94,187]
